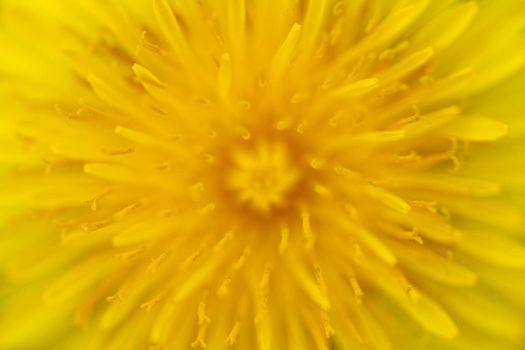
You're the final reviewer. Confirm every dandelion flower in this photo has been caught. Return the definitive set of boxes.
[1,0,525,349]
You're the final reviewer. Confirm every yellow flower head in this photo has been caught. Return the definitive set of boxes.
[1,0,525,349]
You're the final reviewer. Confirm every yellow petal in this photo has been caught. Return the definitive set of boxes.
[411,1,479,51]
[405,292,458,339]
[380,47,434,84]
[460,229,525,269]
[389,240,477,287]
[444,116,508,142]
[441,289,524,340]
[345,220,398,266]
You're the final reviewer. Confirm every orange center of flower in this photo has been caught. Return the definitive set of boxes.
[227,140,299,214]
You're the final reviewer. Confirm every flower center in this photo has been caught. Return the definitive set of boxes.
[227,141,299,214]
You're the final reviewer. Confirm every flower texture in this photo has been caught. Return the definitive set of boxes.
[1,0,525,349]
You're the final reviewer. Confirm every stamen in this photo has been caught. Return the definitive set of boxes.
[321,311,336,338]
[80,219,112,233]
[378,41,410,61]
[224,321,242,346]
[310,157,326,170]
[332,1,345,16]
[206,128,217,138]
[279,227,289,255]
[301,211,316,251]
[148,252,169,273]
[233,248,251,270]
[191,300,211,348]
[138,31,161,54]
[236,125,251,140]
[275,118,293,131]
[238,100,251,110]
[113,202,142,221]
[214,231,235,252]
[140,294,165,312]
[193,95,211,107]
[315,184,332,197]
[259,264,273,289]
[296,120,308,134]
[291,91,309,104]
[217,272,233,296]
[158,208,180,218]
[101,147,135,156]
[117,247,145,261]
[85,188,111,211]
[390,151,422,164]
[397,104,421,126]
[199,203,216,216]
[180,246,205,270]
[409,200,438,213]
[350,277,364,305]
